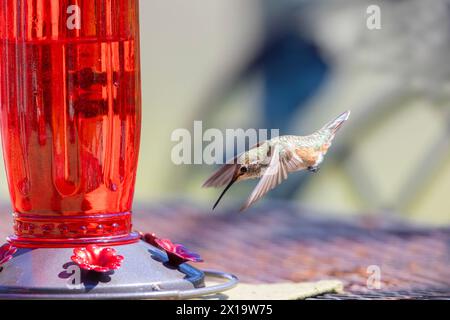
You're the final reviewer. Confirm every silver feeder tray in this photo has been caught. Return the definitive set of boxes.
[0,240,238,299]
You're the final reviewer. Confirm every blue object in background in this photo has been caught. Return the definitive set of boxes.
[261,30,329,131]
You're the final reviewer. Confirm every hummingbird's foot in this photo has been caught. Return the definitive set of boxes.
[307,166,319,173]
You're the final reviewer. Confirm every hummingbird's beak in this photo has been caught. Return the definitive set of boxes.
[212,172,240,210]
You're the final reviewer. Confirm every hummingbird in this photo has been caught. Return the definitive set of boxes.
[202,110,350,212]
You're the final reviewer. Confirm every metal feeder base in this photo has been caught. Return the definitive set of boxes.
[0,240,238,299]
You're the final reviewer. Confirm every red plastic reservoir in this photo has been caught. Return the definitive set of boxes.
[0,0,141,247]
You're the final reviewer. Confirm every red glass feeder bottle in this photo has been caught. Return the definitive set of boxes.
[0,0,141,248]
[0,0,237,299]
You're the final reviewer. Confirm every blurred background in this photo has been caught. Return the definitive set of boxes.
[1,0,449,226]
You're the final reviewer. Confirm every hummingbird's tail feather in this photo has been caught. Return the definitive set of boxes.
[321,110,351,135]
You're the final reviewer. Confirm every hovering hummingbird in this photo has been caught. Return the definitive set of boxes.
[202,111,350,212]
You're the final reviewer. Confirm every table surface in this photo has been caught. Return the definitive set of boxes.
[1,202,449,300]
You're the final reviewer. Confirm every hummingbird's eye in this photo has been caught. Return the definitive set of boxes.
[240,166,248,173]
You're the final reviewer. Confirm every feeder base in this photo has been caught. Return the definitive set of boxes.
[0,240,238,299]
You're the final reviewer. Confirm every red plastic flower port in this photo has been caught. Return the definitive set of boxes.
[155,238,203,266]
[139,231,158,247]
[0,243,17,266]
[71,245,124,272]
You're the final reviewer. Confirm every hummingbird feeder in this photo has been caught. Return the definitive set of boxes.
[0,0,237,299]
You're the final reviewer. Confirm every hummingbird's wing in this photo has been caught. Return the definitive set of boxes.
[240,145,302,211]
[202,163,239,188]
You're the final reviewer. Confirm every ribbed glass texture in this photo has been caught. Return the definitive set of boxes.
[0,0,142,247]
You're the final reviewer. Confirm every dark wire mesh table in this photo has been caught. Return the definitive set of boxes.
[1,202,449,299]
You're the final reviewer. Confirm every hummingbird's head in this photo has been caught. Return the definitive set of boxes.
[212,164,248,210]
[239,165,248,174]
[235,164,253,182]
